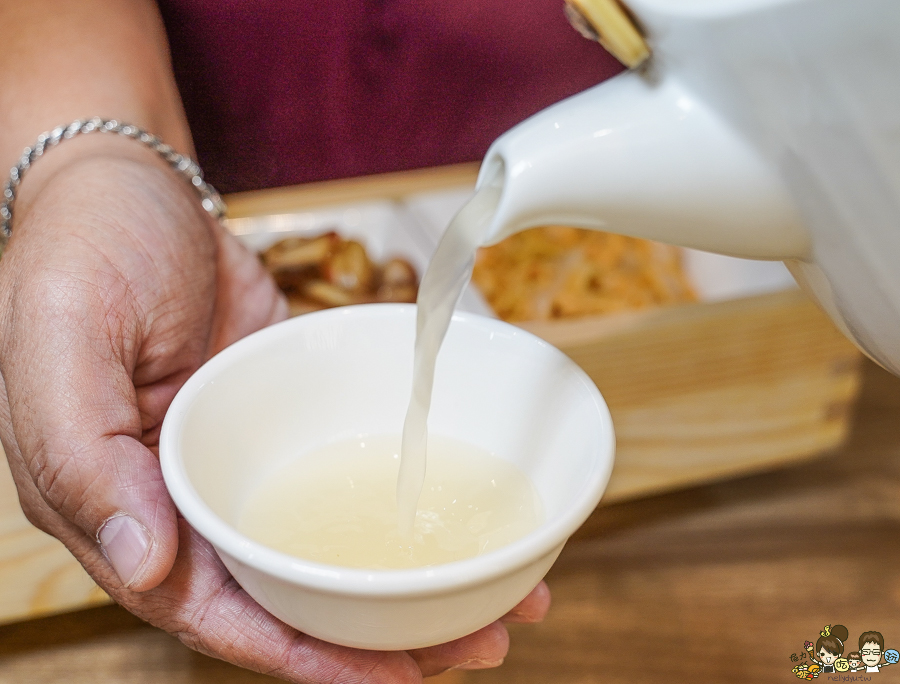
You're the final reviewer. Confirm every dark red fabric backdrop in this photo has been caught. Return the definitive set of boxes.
[157,0,623,194]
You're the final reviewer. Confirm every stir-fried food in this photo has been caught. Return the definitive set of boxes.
[260,232,418,316]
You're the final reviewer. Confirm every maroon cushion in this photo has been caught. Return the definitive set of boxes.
[157,0,623,193]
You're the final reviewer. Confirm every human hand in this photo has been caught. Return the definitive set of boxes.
[0,142,550,682]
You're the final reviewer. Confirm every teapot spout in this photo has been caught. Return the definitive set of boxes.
[477,71,810,260]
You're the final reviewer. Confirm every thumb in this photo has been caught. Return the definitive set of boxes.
[69,435,178,592]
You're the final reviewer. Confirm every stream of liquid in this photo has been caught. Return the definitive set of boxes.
[397,181,503,535]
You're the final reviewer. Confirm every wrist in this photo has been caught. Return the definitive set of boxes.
[3,121,223,248]
[12,132,164,213]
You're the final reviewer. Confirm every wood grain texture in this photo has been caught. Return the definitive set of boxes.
[0,360,895,684]
[0,460,110,625]
[565,0,651,68]
[522,289,861,501]
[224,163,480,218]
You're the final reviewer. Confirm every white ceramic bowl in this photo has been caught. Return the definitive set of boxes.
[159,304,614,650]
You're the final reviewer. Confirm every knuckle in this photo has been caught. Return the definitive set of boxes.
[19,496,54,532]
[170,577,244,653]
[31,441,108,529]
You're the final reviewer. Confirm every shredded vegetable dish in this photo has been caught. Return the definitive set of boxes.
[472,226,697,322]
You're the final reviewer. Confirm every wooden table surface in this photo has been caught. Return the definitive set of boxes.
[1,359,898,684]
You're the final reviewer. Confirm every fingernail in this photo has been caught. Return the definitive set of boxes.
[98,515,151,587]
[452,658,505,671]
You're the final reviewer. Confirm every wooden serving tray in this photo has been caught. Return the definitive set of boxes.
[520,290,860,502]
[0,163,861,625]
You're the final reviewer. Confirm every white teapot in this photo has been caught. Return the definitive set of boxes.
[477,0,900,374]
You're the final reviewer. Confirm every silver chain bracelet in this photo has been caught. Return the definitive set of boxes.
[0,117,226,251]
